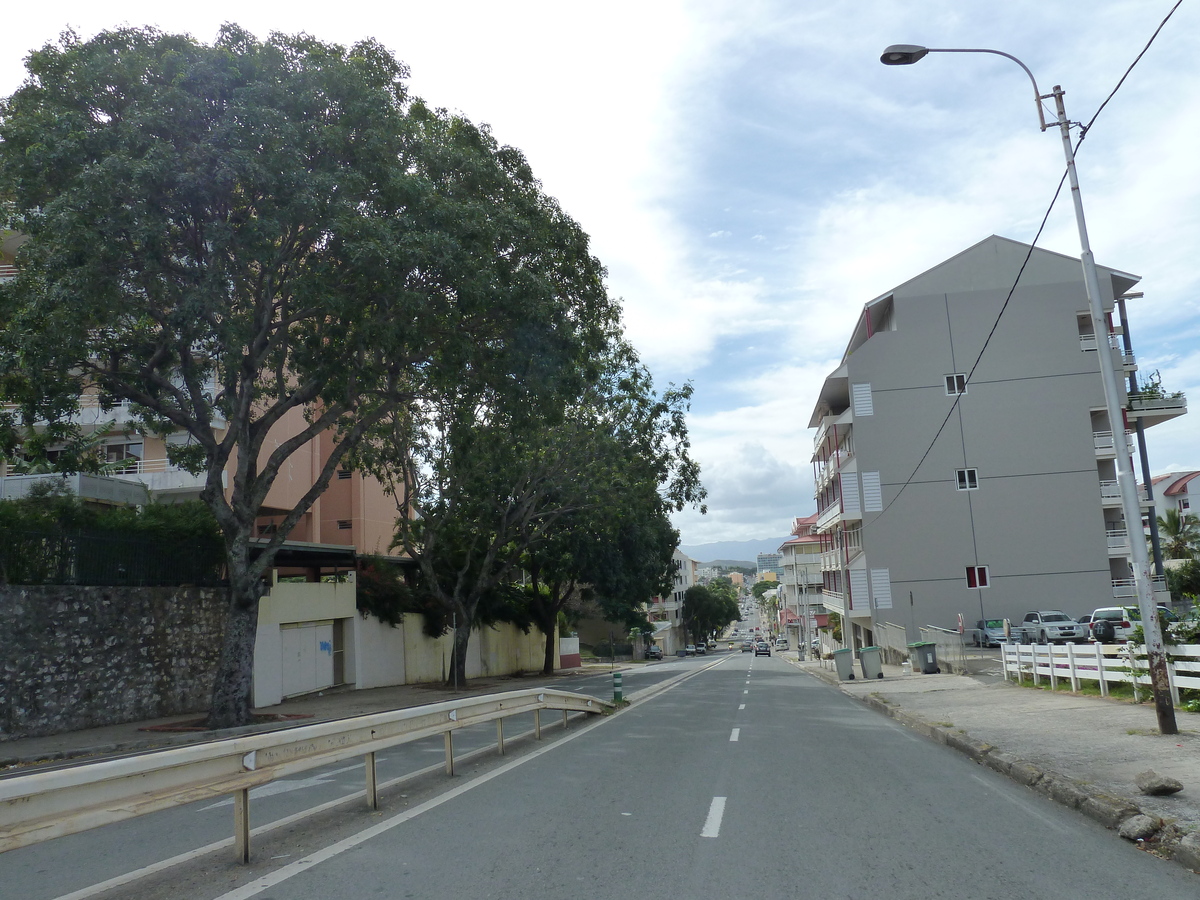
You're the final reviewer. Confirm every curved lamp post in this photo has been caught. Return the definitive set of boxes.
[880,45,1177,734]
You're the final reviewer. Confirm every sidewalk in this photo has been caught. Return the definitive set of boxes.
[786,652,1200,872]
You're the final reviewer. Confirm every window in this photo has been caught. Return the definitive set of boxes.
[945,374,967,395]
[1182,498,1191,511]
[955,468,979,491]
[966,566,990,589]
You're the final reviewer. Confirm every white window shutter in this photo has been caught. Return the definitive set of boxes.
[861,472,882,512]
[840,473,861,514]
[851,383,874,416]
[849,568,869,612]
[870,568,892,610]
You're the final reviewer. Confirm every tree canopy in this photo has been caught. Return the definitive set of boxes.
[0,25,616,725]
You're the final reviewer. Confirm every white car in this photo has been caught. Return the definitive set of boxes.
[774,638,789,650]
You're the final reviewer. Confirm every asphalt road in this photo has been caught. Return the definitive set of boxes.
[4,652,1195,899]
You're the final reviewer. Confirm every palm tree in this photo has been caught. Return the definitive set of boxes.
[1157,508,1200,560]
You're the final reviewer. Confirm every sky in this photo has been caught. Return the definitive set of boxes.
[3,1,1198,547]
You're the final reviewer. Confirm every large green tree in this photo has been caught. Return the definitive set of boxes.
[521,350,704,674]
[683,584,738,645]
[0,26,611,726]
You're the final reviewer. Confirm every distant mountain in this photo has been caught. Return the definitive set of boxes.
[680,537,791,564]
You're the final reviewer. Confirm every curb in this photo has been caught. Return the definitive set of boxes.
[789,657,1199,875]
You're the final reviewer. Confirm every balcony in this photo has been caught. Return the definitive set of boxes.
[1106,528,1130,556]
[1093,430,1136,459]
[0,472,149,506]
[1099,480,1150,508]
[0,264,16,282]
[1126,392,1187,427]
[1111,575,1167,600]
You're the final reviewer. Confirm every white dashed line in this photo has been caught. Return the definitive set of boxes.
[738,703,745,710]
[701,797,727,838]
[729,728,740,742]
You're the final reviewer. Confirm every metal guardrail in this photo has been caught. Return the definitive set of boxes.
[0,687,608,863]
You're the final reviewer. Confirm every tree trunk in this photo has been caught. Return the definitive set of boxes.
[447,617,471,688]
[542,624,556,676]
[206,590,261,729]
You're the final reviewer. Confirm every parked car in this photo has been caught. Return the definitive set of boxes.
[1018,610,1084,644]
[646,645,663,660]
[1090,605,1180,642]
[774,638,789,650]
[741,640,755,652]
[754,641,771,657]
[695,643,707,655]
[685,644,696,656]
[1076,613,1094,639]
[1088,607,1137,643]
[707,640,717,650]
[972,618,1007,647]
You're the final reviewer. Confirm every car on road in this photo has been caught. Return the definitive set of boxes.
[646,645,663,660]
[1018,610,1084,644]
[685,644,696,656]
[695,643,706,655]
[741,640,755,652]
[972,618,1008,647]
[754,641,771,657]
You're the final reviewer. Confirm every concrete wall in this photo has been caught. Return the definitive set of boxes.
[348,614,556,694]
[0,585,227,739]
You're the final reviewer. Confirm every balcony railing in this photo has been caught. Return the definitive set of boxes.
[1112,575,1166,599]
[1105,529,1130,552]
[0,264,17,281]
[1093,430,1136,457]
[1099,480,1149,505]
[1079,332,1121,352]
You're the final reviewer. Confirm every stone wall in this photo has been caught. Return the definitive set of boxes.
[1,585,228,739]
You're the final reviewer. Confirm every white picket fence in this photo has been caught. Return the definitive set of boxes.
[1000,642,1200,705]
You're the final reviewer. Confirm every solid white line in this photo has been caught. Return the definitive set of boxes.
[701,797,727,838]
[729,729,739,742]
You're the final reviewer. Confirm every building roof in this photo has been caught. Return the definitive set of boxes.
[1164,472,1200,496]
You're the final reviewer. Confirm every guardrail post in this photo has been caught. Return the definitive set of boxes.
[234,788,251,863]
[534,708,542,740]
[496,719,505,756]
[365,751,378,810]
[444,732,455,776]
[613,672,623,702]
[562,710,569,730]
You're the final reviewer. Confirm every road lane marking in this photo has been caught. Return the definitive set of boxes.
[743,689,748,694]
[729,729,739,742]
[701,797,727,838]
[738,704,745,710]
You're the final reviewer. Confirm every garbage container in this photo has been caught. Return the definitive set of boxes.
[859,645,884,679]
[832,647,856,680]
[908,641,940,674]
[676,649,687,657]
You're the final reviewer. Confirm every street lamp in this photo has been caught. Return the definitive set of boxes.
[880,44,1177,735]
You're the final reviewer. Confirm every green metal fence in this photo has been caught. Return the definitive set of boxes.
[0,530,224,586]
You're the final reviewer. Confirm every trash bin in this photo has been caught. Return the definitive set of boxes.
[676,649,687,657]
[832,647,856,680]
[908,641,940,674]
[859,645,884,679]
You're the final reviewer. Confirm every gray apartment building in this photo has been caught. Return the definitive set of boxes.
[809,235,1185,650]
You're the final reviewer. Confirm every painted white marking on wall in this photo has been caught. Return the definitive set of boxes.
[729,729,740,742]
[701,797,727,838]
